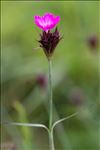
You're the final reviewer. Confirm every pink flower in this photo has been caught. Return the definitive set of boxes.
[34,13,60,31]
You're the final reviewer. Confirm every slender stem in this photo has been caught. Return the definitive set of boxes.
[48,59,53,130]
[48,58,55,150]
[49,130,55,150]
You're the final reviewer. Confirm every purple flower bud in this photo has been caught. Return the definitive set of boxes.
[87,35,99,49]
[36,74,47,88]
[39,28,62,59]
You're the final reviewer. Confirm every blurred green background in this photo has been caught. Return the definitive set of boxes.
[1,1,100,150]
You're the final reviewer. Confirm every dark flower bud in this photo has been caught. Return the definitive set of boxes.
[87,35,99,49]
[39,28,62,59]
[36,74,47,88]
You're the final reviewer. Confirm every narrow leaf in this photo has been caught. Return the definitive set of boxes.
[52,112,78,130]
[4,122,49,132]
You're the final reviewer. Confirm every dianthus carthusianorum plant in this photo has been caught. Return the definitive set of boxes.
[7,13,77,150]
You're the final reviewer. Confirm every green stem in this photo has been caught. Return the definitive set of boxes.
[48,59,53,130]
[49,130,55,150]
[48,58,55,150]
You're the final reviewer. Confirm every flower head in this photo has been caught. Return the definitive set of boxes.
[34,13,60,31]
[34,13,62,59]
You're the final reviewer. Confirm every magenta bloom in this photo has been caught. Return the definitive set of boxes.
[33,12,62,59]
[34,13,60,31]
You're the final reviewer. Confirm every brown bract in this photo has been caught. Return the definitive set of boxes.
[39,28,62,59]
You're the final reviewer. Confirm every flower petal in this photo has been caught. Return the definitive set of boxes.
[34,13,60,31]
